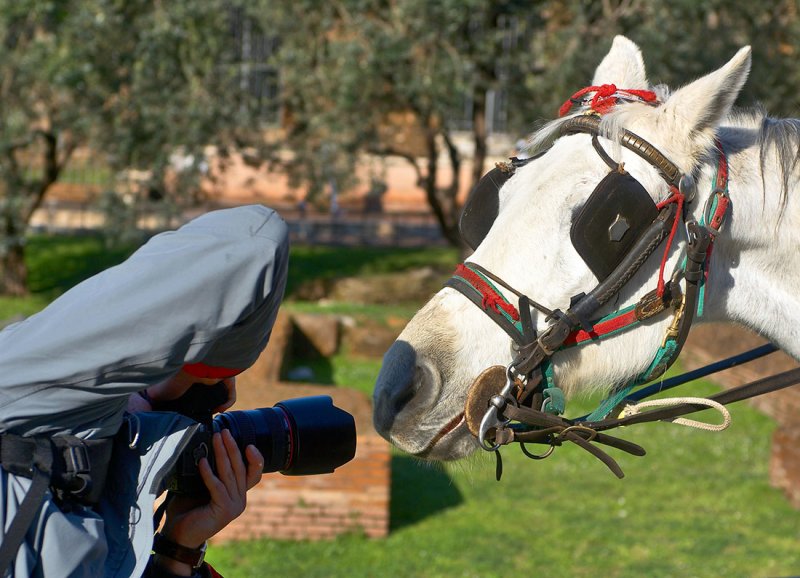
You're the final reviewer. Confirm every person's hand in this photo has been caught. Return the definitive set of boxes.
[154,429,263,575]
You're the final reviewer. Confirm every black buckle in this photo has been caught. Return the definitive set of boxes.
[55,437,92,497]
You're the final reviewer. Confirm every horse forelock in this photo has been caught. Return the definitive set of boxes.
[757,112,800,219]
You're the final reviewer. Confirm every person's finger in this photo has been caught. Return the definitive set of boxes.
[222,429,248,496]
[244,445,264,490]
[198,455,226,505]
[211,432,236,500]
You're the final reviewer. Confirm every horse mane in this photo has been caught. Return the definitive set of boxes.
[725,107,798,219]
[755,110,800,217]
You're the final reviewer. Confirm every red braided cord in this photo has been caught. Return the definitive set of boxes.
[710,139,730,231]
[563,308,639,347]
[558,84,658,117]
[716,142,728,184]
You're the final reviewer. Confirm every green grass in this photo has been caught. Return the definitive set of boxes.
[0,235,138,320]
[283,300,423,325]
[285,245,458,296]
[25,235,138,294]
[0,237,454,322]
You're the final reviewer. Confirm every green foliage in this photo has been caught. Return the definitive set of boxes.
[0,0,255,293]
[250,0,552,244]
[516,1,800,117]
[5,0,799,294]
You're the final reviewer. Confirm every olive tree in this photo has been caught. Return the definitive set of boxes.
[0,0,251,295]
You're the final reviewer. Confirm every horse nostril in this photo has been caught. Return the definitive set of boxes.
[392,375,417,413]
[374,340,418,430]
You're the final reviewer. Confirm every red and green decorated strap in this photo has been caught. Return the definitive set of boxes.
[449,262,646,349]
[447,264,525,345]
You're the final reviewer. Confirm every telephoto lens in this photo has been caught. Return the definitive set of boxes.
[165,387,357,496]
[213,396,357,475]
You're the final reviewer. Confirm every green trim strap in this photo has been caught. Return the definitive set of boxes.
[540,359,565,415]
[584,338,680,422]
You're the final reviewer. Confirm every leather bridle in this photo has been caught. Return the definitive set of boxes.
[447,114,800,478]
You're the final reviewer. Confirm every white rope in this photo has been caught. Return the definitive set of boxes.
[620,397,732,432]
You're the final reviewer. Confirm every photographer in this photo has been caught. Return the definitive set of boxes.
[0,205,289,577]
[131,372,264,578]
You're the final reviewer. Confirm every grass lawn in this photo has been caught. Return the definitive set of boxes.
[285,245,459,297]
[5,236,799,577]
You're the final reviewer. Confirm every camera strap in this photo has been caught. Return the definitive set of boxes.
[0,433,114,576]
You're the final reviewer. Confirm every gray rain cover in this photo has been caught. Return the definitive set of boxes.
[0,205,289,577]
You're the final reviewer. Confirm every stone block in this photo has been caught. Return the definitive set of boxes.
[342,323,400,359]
[770,426,800,508]
[292,313,340,357]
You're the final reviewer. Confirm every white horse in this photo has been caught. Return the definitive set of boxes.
[373,36,800,463]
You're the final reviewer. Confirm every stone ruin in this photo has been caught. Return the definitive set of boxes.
[210,311,392,543]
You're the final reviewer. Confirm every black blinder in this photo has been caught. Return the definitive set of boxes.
[460,156,538,250]
[570,171,659,281]
[459,165,512,250]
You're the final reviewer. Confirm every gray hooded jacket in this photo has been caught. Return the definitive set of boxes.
[0,205,289,577]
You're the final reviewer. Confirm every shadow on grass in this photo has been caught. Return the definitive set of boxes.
[389,455,462,531]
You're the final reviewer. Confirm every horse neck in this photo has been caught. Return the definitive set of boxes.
[700,122,800,361]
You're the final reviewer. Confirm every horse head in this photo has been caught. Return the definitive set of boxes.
[373,36,755,461]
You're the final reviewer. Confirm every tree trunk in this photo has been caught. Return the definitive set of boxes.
[420,124,462,247]
[471,90,489,189]
[0,130,67,296]
[0,241,29,297]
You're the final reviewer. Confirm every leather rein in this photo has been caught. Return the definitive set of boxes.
[448,114,800,479]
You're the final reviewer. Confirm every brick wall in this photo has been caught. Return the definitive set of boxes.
[209,316,392,542]
[212,433,389,542]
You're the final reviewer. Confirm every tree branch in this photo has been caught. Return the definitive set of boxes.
[367,145,424,185]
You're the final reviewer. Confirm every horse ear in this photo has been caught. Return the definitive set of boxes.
[659,46,751,164]
[592,36,648,89]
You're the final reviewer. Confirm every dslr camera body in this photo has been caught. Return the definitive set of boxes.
[160,383,357,496]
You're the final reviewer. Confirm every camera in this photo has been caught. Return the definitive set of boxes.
[161,383,357,496]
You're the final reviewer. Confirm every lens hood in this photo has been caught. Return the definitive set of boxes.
[277,395,357,475]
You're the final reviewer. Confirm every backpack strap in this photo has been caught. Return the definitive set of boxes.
[0,437,53,576]
[0,433,114,576]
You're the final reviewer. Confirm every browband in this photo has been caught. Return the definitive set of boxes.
[560,115,682,187]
